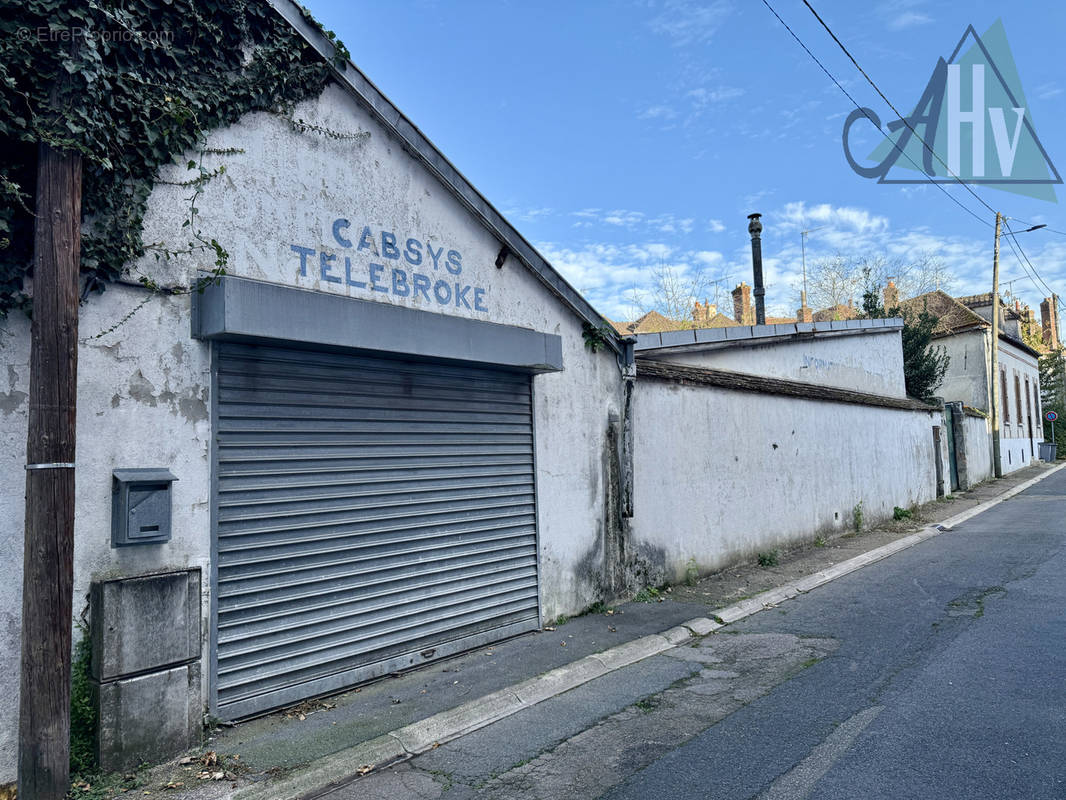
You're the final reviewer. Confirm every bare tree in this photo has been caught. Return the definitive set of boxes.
[625,261,727,325]
[804,251,953,310]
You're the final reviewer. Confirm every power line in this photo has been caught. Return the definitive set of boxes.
[800,0,1001,220]
[759,0,992,229]
[1003,220,1065,312]
[763,1,1064,310]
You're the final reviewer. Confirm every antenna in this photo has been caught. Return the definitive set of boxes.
[800,226,825,307]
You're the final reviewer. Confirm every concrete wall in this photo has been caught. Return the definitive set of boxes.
[652,329,907,397]
[0,79,625,782]
[961,412,993,487]
[628,379,939,584]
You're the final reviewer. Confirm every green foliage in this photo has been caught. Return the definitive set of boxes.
[813,535,827,547]
[581,321,614,353]
[862,288,949,401]
[893,506,912,520]
[0,0,343,317]
[633,586,663,603]
[1040,349,1066,452]
[756,549,779,567]
[852,501,864,532]
[70,627,96,777]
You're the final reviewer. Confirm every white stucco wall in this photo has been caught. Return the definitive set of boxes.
[997,342,1042,474]
[960,412,993,486]
[936,329,991,410]
[0,287,213,780]
[0,79,624,782]
[651,329,907,397]
[629,380,939,583]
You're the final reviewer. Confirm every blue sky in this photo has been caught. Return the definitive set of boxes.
[303,0,1066,323]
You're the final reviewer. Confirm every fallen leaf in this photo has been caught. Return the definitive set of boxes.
[357,765,373,775]
[608,626,617,632]
[542,626,556,631]
[298,713,306,721]
[178,756,195,766]
[212,771,225,780]
[560,642,567,647]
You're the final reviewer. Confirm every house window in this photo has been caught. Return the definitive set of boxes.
[1025,377,1033,430]
[1001,369,1010,423]
[1015,373,1023,427]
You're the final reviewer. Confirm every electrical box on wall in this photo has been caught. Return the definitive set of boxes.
[111,469,177,547]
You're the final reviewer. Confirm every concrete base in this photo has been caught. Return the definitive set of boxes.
[91,570,201,682]
[96,662,201,772]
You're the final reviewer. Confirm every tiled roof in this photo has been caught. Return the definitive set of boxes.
[811,304,859,322]
[898,291,989,335]
[610,310,686,334]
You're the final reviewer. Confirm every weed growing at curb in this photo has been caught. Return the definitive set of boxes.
[852,501,864,532]
[685,558,699,587]
[633,586,664,603]
[757,550,779,568]
[893,506,913,520]
[813,535,827,547]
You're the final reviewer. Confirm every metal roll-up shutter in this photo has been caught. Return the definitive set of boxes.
[213,341,539,718]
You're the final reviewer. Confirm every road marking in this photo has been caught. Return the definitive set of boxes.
[758,705,884,800]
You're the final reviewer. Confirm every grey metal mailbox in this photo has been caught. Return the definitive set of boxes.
[111,469,178,547]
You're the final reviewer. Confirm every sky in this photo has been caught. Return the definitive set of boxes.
[301,0,1066,324]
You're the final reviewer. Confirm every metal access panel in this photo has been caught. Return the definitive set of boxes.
[213,341,539,718]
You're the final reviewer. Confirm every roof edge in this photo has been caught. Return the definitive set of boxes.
[267,0,619,353]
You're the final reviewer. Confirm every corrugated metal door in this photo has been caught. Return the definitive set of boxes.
[213,342,539,718]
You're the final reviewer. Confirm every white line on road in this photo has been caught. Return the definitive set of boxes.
[758,705,884,800]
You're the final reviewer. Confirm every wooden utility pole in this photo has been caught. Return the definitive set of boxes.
[990,212,1002,479]
[18,132,82,797]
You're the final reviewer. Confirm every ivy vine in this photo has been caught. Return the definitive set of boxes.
[0,0,348,318]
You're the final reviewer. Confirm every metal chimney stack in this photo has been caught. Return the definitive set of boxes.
[748,213,765,325]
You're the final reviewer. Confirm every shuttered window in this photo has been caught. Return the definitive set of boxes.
[213,342,539,718]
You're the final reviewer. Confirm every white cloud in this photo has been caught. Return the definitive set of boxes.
[649,0,732,47]
[776,201,889,235]
[1036,82,1063,101]
[639,105,678,121]
[539,198,1066,326]
[887,11,932,31]
[686,86,745,107]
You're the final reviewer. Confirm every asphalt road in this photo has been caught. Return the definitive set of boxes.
[605,467,1066,800]
[321,468,1066,800]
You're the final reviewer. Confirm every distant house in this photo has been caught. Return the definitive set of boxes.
[899,290,1045,478]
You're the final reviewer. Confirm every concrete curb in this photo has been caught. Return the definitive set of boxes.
[235,462,1066,800]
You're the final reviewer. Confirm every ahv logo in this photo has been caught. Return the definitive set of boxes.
[842,20,1061,202]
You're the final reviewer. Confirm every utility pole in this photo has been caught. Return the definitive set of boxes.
[19,85,82,798]
[990,212,1002,478]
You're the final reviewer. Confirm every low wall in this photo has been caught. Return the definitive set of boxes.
[959,410,993,487]
[629,362,940,584]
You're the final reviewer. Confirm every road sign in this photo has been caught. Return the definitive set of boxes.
[1047,411,1059,422]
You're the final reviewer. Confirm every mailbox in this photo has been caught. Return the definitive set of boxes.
[111,469,178,547]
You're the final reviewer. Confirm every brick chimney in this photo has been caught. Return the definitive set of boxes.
[796,304,813,323]
[732,283,753,325]
[1042,295,1061,349]
[883,280,899,310]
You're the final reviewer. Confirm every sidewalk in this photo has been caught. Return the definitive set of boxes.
[118,460,1064,800]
